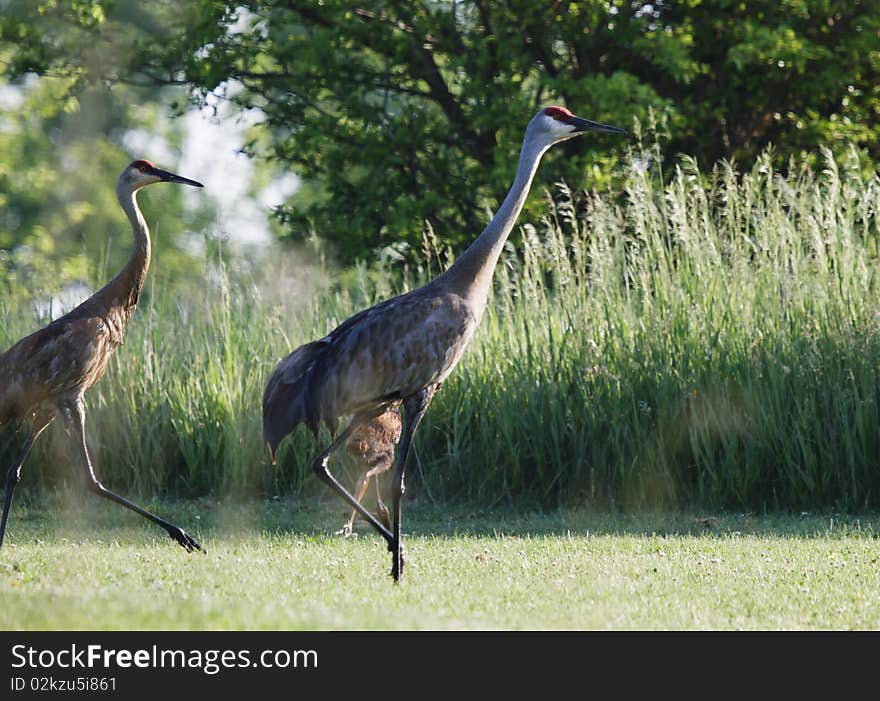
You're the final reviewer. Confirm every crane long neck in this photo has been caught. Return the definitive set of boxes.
[437,133,548,310]
[109,183,151,312]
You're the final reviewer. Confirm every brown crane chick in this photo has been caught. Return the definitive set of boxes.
[0,160,203,552]
[336,406,402,537]
[263,107,626,581]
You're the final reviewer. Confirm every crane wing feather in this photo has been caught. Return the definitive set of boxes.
[261,288,478,460]
[0,316,114,424]
[262,339,328,461]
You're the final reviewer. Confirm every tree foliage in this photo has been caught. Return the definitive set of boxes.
[0,2,211,295]
[2,0,879,263]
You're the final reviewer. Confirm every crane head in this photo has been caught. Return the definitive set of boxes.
[119,159,204,191]
[532,106,626,146]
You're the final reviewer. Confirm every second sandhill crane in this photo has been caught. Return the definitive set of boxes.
[337,407,402,537]
[0,159,203,551]
[263,107,625,581]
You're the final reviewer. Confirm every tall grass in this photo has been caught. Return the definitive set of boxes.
[3,146,880,510]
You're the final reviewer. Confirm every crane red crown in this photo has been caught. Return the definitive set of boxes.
[130,159,157,172]
[543,106,573,121]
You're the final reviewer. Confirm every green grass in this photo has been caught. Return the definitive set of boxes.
[2,498,879,630]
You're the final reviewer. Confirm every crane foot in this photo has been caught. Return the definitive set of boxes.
[376,502,391,530]
[335,523,355,537]
[390,543,406,582]
[166,525,202,553]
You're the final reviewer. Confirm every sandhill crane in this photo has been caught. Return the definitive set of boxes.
[336,407,402,537]
[0,159,203,552]
[263,107,625,580]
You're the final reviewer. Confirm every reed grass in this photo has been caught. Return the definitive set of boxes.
[3,146,880,511]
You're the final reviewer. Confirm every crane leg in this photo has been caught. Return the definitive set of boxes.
[337,463,391,536]
[375,475,391,530]
[0,413,53,548]
[389,387,435,582]
[311,411,394,545]
[336,469,373,537]
[64,399,201,553]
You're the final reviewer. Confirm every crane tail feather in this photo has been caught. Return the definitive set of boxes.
[262,340,327,460]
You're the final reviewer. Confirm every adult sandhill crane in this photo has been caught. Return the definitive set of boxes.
[0,159,203,552]
[336,407,402,537]
[263,106,625,580]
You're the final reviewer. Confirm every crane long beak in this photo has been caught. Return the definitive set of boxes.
[155,168,205,188]
[570,117,627,135]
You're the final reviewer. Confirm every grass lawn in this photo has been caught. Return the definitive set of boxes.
[1,496,878,630]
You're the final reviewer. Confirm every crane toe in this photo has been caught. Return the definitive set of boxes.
[166,525,202,553]
[335,523,354,537]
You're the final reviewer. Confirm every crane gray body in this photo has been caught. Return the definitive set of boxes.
[264,288,477,454]
[0,160,204,552]
[262,107,626,581]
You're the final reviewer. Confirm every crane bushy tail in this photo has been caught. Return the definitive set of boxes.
[262,339,327,462]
